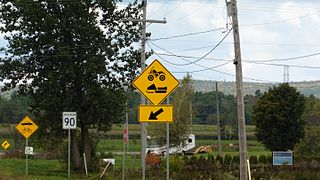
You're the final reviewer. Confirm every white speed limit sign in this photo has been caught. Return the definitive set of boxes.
[63,112,77,129]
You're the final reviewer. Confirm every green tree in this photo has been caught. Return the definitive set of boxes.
[303,95,320,125]
[253,83,305,151]
[0,0,142,170]
[295,127,320,158]
[149,74,193,148]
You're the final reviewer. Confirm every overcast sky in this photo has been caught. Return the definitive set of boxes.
[141,0,320,83]
[1,0,320,83]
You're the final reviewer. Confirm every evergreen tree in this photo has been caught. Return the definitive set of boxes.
[253,83,305,151]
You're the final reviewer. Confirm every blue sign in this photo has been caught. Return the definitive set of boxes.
[273,151,293,165]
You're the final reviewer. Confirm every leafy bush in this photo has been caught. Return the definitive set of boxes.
[258,155,268,164]
[232,155,240,165]
[224,154,232,166]
[169,155,184,173]
[249,155,258,165]
[145,154,161,166]
[216,155,223,164]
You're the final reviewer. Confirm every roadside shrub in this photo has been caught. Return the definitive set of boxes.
[3,149,23,159]
[258,154,268,164]
[216,155,223,164]
[169,155,184,173]
[208,154,215,163]
[249,155,258,165]
[232,155,240,165]
[224,154,232,166]
[145,154,161,166]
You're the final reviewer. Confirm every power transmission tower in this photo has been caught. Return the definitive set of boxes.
[228,0,248,179]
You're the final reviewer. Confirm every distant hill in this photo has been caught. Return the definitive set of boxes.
[192,80,320,98]
[1,80,320,99]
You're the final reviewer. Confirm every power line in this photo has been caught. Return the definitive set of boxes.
[244,61,320,69]
[245,51,320,62]
[148,28,232,66]
[150,48,275,83]
[148,27,224,41]
[155,51,320,68]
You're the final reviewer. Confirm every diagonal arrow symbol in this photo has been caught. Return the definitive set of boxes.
[149,108,164,120]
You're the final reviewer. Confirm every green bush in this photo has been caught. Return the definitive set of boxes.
[216,155,223,164]
[224,154,232,166]
[258,155,268,164]
[232,155,240,165]
[169,155,184,173]
[208,154,215,163]
[249,155,258,164]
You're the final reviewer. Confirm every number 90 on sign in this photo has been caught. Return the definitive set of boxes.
[63,112,77,129]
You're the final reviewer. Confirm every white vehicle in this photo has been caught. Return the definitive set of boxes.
[146,134,195,155]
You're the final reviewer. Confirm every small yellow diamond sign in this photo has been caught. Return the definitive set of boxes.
[139,105,173,123]
[1,140,10,150]
[16,116,38,139]
[133,59,180,105]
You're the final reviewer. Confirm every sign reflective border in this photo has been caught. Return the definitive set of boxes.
[133,59,180,105]
[139,105,173,123]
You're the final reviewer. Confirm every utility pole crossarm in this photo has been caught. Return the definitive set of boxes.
[122,18,167,24]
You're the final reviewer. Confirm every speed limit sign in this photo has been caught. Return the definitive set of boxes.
[63,112,77,129]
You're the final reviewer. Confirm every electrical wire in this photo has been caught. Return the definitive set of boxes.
[155,51,320,67]
[244,51,320,62]
[148,28,232,66]
[244,61,320,69]
[149,27,224,41]
[149,45,275,83]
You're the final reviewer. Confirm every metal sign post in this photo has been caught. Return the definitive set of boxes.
[15,116,38,177]
[68,129,71,178]
[26,138,28,175]
[63,112,77,178]
[166,97,170,180]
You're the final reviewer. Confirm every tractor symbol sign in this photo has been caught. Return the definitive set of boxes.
[132,59,180,105]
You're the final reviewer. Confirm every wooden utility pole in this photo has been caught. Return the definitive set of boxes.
[124,1,166,179]
[230,0,248,179]
[140,1,147,179]
[216,82,222,156]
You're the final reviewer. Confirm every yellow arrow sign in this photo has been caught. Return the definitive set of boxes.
[1,140,10,150]
[139,105,173,123]
[133,59,180,105]
[16,116,38,139]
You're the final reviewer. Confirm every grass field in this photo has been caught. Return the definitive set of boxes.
[0,124,270,178]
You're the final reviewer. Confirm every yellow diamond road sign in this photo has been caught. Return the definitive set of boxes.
[16,116,38,139]
[2,140,10,150]
[139,105,173,123]
[133,59,180,105]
